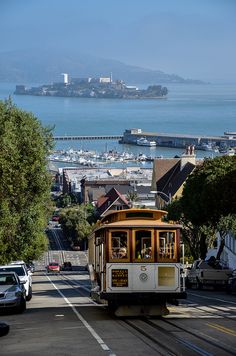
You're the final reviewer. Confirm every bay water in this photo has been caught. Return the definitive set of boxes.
[0,82,235,166]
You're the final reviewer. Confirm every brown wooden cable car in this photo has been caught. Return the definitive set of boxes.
[88,208,186,317]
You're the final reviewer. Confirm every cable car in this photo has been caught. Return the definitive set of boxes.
[88,209,186,317]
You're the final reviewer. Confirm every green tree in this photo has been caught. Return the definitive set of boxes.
[167,156,236,259]
[59,204,94,249]
[0,99,54,264]
[167,199,214,259]
[181,156,236,227]
[56,193,72,208]
[126,190,139,208]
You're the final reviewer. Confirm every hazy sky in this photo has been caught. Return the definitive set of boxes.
[1,0,236,81]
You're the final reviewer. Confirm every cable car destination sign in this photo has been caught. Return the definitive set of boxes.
[111,269,128,287]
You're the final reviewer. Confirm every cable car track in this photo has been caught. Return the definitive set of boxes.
[120,317,235,356]
[147,317,235,355]
[45,271,236,355]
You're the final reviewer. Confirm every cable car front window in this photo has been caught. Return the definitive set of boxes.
[134,230,153,260]
[111,231,128,259]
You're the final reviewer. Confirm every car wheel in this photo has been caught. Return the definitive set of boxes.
[0,322,10,337]
[26,286,32,301]
[185,277,192,289]
[16,297,26,314]
[232,280,236,294]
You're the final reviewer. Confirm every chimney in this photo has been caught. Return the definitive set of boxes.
[181,145,196,170]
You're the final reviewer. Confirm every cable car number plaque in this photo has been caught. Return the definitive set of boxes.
[112,269,128,287]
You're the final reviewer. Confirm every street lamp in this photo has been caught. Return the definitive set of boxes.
[150,190,172,208]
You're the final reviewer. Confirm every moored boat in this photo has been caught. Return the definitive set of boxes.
[200,142,218,152]
[137,137,156,147]
[224,147,235,156]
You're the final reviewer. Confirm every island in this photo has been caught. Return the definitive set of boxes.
[14,74,168,99]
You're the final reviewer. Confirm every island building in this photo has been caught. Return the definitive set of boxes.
[61,73,69,84]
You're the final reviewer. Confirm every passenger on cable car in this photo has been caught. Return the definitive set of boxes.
[141,247,152,259]
[112,249,118,258]
[117,247,127,258]
[145,247,152,258]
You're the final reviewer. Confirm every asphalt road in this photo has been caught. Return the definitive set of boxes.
[1,267,236,356]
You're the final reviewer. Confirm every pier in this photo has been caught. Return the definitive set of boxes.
[53,130,236,151]
[121,129,236,151]
[54,134,122,141]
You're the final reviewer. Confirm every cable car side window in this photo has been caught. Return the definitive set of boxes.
[109,231,129,261]
[158,231,176,261]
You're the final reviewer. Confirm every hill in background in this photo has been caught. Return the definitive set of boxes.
[0,49,204,85]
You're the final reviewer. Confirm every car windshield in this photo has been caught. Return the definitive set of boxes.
[0,274,17,285]
[49,263,59,267]
[0,266,25,276]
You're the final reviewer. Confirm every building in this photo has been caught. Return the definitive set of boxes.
[206,231,236,270]
[61,167,154,207]
[96,187,130,217]
[218,232,236,269]
[61,73,69,84]
[151,149,197,208]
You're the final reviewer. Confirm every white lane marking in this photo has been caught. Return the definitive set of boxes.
[187,292,236,305]
[46,275,114,354]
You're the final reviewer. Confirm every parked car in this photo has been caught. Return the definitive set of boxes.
[26,262,35,273]
[47,262,60,273]
[186,258,232,289]
[11,260,35,274]
[226,269,236,294]
[71,243,80,251]
[62,262,72,271]
[0,264,32,301]
[0,271,26,313]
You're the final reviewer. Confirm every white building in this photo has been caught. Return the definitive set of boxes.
[99,77,112,83]
[207,232,236,270]
[219,231,236,270]
[61,73,69,84]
